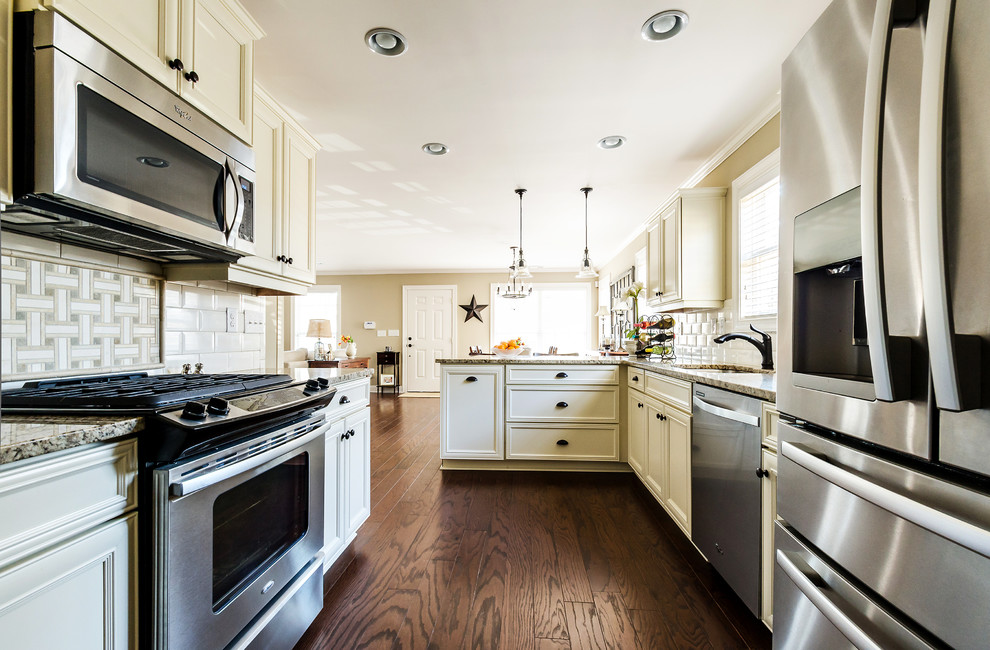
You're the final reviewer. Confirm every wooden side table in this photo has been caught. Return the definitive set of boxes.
[308,360,339,368]
[376,351,400,395]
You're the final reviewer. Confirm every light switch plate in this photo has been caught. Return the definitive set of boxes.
[363,321,376,329]
[377,330,386,336]
[388,329,399,336]
[244,310,264,334]
[225,308,238,333]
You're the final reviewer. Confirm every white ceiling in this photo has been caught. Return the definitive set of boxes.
[240,0,830,274]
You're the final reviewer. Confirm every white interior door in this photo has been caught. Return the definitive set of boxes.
[403,286,456,392]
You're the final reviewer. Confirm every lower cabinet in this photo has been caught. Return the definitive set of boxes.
[322,379,372,572]
[0,439,138,649]
[0,514,136,649]
[441,365,504,460]
[629,372,693,537]
[760,447,778,630]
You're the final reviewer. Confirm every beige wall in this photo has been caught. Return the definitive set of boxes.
[298,272,599,364]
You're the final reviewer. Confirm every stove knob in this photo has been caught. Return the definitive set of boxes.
[317,377,330,388]
[305,379,322,391]
[207,397,230,416]
[180,401,208,420]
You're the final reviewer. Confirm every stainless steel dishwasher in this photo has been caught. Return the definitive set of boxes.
[691,384,763,616]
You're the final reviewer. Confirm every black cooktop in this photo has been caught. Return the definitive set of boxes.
[1,372,293,411]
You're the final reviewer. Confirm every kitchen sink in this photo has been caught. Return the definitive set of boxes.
[675,364,774,374]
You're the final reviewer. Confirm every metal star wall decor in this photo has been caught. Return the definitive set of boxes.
[459,294,488,323]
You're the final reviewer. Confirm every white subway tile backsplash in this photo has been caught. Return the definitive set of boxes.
[215,292,241,310]
[182,286,215,310]
[182,331,215,354]
[242,333,263,350]
[165,332,182,355]
[227,351,255,372]
[165,285,182,307]
[198,352,231,373]
[214,333,243,352]
[165,307,199,332]
[200,310,228,332]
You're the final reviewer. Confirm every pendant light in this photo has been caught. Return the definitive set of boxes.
[512,188,532,279]
[576,187,599,278]
[497,246,533,298]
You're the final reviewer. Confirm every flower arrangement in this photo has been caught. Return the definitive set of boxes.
[339,335,354,344]
[623,281,645,339]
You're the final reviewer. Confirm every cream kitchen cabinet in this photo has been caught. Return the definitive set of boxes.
[628,370,693,537]
[441,365,505,460]
[759,447,778,630]
[322,377,371,572]
[21,0,264,142]
[165,85,319,294]
[647,187,727,311]
[0,439,138,649]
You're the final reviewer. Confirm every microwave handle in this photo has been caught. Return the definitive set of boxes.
[224,158,245,242]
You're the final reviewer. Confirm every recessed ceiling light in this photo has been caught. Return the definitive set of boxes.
[642,10,689,41]
[365,28,407,56]
[597,136,626,150]
[422,143,449,155]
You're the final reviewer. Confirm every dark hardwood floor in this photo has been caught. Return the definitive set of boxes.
[295,394,771,649]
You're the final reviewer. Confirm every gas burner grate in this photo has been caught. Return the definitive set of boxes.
[2,373,293,411]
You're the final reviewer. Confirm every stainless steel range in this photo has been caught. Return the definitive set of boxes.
[2,372,337,649]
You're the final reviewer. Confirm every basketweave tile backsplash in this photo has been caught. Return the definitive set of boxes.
[1,254,161,378]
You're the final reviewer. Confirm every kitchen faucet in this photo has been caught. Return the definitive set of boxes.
[713,325,774,370]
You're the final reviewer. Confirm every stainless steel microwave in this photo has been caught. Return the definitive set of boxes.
[4,11,256,263]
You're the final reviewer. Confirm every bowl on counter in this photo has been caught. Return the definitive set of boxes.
[492,347,523,358]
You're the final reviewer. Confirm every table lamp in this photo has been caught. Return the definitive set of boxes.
[307,319,333,360]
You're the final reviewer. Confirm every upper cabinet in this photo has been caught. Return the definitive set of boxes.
[167,85,319,293]
[647,187,727,311]
[22,0,263,142]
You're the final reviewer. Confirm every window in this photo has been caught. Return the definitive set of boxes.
[733,151,780,321]
[292,285,341,351]
[489,283,593,353]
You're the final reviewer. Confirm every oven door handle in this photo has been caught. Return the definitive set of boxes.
[170,425,326,498]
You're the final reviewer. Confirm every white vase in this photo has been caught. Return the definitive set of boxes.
[345,342,357,358]
[623,339,639,354]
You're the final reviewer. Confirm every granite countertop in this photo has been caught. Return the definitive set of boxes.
[438,355,776,401]
[281,367,375,383]
[1,416,144,465]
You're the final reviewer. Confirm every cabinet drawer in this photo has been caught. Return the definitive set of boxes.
[323,379,370,420]
[506,365,619,385]
[645,372,692,412]
[506,386,618,422]
[507,424,619,461]
[627,367,645,389]
[0,439,137,566]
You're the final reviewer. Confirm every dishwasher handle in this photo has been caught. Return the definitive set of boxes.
[692,395,760,427]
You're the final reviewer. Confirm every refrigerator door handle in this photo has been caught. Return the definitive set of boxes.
[776,550,885,650]
[782,441,990,559]
[918,0,981,412]
[860,0,906,402]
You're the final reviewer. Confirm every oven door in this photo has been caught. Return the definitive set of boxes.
[153,416,326,650]
[11,28,254,259]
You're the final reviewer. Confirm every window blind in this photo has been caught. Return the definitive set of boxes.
[739,178,779,319]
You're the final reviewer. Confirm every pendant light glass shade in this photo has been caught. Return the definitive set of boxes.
[498,246,533,298]
[576,187,599,279]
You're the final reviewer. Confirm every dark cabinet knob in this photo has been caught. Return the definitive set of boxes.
[276,255,285,262]
[661,414,667,421]
[632,375,639,382]
[168,58,184,71]
[206,397,229,416]
[556,439,569,446]
[465,376,478,382]
[656,413,662,420]
[555,372,568,378]
[556,401,568,408]
[346,429,356,439]
[339,395,350,404]
[287,257,293,265]
[184,70,199,83]
[638,402,643,408]
[756,468,770,479]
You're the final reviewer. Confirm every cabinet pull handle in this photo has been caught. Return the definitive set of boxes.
[556,401,568,408]
[555,372,568,378]
[466,376,478,382]
[556,439,569,446]
[184,70,200,83]
[339,395,350,404]
[168,57,184,71]
[632,375,639,382]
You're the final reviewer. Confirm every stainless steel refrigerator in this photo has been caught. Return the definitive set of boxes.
[775,0,990,647]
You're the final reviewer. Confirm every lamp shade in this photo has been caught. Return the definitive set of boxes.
[594,306,610,318]
[306,319,333,338]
